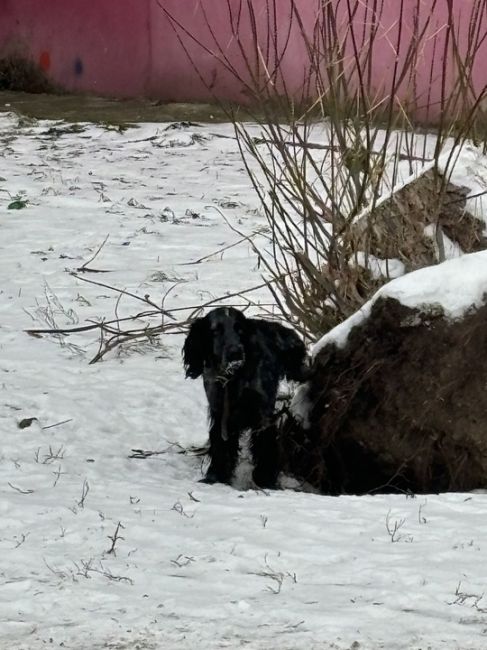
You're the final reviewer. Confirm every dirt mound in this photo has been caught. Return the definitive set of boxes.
[291,164,487,340]
[352,169,487,272]
[281,296,487,494]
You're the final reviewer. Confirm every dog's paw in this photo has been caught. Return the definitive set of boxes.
[199,474,219,485]
[199,467,233,485]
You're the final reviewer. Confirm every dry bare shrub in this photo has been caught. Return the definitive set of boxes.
[162,0,487,339]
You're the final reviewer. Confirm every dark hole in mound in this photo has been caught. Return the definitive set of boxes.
[0,56,57,93]
[279,296,487,495]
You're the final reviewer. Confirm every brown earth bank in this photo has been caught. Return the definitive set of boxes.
[281,296,487,495]
[354,169,487,269]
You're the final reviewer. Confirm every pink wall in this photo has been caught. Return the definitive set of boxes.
[0,0,150,96]
[147,0,321,102]
[0,0,486,121]
[330,0,487,122]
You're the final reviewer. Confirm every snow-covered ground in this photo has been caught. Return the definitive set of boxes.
[1,111,487,649]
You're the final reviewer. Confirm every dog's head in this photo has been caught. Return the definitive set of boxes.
[183,307,247,380]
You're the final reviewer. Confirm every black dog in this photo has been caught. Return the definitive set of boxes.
[183,306,307,487]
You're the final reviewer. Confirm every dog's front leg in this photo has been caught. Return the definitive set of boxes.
[202,409,240,485]
[251,422,280,489]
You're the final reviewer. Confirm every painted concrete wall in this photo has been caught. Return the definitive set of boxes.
[0,0,151,96]
[0,0,486,120]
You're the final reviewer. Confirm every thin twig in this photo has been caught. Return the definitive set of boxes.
[181,231,265,265]
[8,482,34,495]
[76,233,111,273]
[42,418,73,431]
[71,273,174,317]
[77,479,90,508]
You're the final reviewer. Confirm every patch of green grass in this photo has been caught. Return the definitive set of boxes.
[8,195,28,210]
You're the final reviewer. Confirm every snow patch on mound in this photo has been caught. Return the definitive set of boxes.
[313,249,487,355]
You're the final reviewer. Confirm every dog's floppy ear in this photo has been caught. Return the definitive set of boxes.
[183,316,209,379]
[270,322,309,382]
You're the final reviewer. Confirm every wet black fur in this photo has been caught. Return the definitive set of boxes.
[183,307,308,487]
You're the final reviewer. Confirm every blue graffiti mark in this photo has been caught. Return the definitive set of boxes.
[74,58,84,76]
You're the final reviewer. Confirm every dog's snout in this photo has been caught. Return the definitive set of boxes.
[225,346,244,364]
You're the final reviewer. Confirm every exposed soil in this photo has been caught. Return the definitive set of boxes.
[353,169,487,271]
[0,56,234,123]
[0,90,243,124]
[281,296,487,494]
